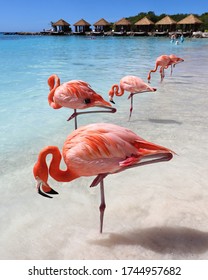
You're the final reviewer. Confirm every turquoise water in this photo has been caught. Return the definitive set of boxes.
[1,34,208,259]
[1,34,207,164]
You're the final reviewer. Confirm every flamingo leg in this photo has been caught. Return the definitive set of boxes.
[170,65,173,76]
[67,107,116,127]
[160,67,165,82]
[129,93,134,121]
[74,109,78,130]
[99,179,106,234]
[90,173,108,188]
[89,174,108,233]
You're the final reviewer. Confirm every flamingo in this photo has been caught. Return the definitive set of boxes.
[147,55,171,83]
[108,75,156,120]
[48,74,116,129]
[33,123,174,233]
[168,54,184,75]
[148,54,184,83]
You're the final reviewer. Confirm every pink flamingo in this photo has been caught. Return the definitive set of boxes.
[108,75,156,120]
[33,123,174,233]
[148,54,184,83]
[148,55,171,83]
[168,54,184,75]
[48,74,116,129]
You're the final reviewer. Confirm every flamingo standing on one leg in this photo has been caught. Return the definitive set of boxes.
[147,55,171,83]
[48,74,116,129]
[33,123,174,233]
[108,75,156,120]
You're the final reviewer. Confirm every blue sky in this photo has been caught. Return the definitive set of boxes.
[0,0,207,32]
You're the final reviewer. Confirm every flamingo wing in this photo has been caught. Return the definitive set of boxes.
[63,123,141,176]
[54,80,111,109]
[63,123,173,177]
[121,76,155,93]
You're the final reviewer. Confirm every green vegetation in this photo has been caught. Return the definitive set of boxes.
[127,11,208,30]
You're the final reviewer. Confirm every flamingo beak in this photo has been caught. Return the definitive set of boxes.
[93,99,117,112]
[93,99,112,108]
[174,58,184,65]
[109,95,115,104]
[147,87,157,93]
[35,176,59,199]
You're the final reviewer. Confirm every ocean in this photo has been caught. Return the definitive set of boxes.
[0,33,208,260]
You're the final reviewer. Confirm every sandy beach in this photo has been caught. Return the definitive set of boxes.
[0,34,208,260]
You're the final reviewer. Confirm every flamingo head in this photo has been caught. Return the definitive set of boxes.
[33,157,58,199]
[83,93,113,109]
[147,72,151,83]
[169,54,184,65]
[141,83,157,93]
[108,84,119,104]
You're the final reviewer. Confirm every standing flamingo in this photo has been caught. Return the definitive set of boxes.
[168,54,184,75]
[108,75,156,120]
[147,55,171,83]
[48,74,116,129]
[148,54,184,83]
[33,123,174,233]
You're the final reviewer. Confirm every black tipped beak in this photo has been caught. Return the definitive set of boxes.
[110,100,115,104]
[37,181,59,199]
[38,187,54,198]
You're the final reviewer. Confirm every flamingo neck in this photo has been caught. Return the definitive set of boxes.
[148,64,159,81]
[109,84,124,100]
[152,63,159,73]
[34,146,77,185]
[48,75,62,109]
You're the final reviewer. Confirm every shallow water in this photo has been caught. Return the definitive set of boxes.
[0,34,208,259]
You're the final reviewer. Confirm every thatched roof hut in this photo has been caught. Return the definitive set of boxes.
[93,18,111,32]
[114,17,131,32]
[73,19,91,33]
[52,19,71,33]
[134,16,154,32]
[155,15,177,32]
[177,14,202,31]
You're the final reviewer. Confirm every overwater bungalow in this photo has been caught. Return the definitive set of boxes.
[73,19,91,34]
[177,14,203,32]
[134,16,154,35]
[155,15,177,35]
[93,18,111,35]
[52,19,71,34]
[113,17,131,35]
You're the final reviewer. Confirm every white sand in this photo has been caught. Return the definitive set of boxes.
[0,49,208,260]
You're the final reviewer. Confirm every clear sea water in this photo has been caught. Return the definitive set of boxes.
[0,33,208,260]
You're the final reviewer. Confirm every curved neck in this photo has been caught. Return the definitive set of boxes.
[109,84,124,99]
[48,75,62,109]
[148,64,159,81]
[34,146,78,185]
[152,63,159,73]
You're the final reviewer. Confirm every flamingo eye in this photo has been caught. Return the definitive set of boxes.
[84,98,91,104]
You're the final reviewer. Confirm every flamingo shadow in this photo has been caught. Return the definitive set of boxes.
[90,227,208,255]
[148,118,182,125]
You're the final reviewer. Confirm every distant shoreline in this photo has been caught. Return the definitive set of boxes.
[2,31,208,38]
